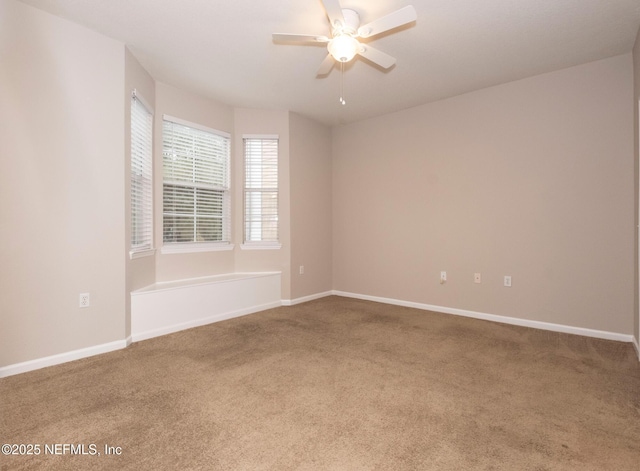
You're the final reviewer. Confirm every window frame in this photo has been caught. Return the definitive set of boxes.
[161,114,233,254]
[241,134,281,250]
[129,89,155,259]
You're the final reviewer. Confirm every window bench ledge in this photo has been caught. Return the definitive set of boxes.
[132,271,280,294]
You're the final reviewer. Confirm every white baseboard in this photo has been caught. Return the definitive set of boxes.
[131,301,282,342]
[633,337,640,361]
[282,291,333,306]
[5,290,633,378]
[332,290,635,344]
[0,339,129,379]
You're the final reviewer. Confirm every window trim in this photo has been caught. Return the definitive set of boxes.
[240,242,282,250]
[161,115,231,252]
[243,134,279,247]
[161,242,234,254]
[129,89,155,259]
[130,249,156,260]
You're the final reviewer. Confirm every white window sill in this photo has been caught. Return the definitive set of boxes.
[161,243,235,254]
[240,243,282,250]
[130,248,156,260]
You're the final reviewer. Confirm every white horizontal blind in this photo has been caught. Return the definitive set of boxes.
[162,117,230,244]
[244,137,278,243]
[130,92,153,253]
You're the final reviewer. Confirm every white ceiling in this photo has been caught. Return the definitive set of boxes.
[17,0,640,126]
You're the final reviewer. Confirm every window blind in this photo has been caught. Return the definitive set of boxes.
[163,117,230,244]
[130,91,153,253]
[244,137,278,243]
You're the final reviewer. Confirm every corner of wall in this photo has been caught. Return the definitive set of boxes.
[633,24,640,353]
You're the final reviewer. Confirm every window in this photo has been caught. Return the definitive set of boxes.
[130,90,153,257]
[162,115,231,251]
[243,136,279,248]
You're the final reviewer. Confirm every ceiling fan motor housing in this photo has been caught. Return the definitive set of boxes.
[335,8,360,35]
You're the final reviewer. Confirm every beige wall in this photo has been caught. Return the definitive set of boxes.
[0,0,126,366]
[125,49,156,338]
[233,108,292,299]
[332,54,635,335]
[633,26,640,346]
[153,82,235,282]
[290,112,333,300]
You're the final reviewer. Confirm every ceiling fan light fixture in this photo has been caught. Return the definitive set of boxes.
[327,34,359,62]
[273,2,417,73]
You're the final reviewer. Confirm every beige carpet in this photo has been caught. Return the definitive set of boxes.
[1,296,639,470]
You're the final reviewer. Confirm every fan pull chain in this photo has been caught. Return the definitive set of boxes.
[339,62,346,106]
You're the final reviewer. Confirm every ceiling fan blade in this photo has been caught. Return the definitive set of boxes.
[357,5,417,38]
[357,44,396,69]
[321,0,345,29]
[317,53,335,76]
[272,33,329,44]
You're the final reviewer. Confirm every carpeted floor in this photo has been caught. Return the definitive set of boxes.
[1,296,639,470]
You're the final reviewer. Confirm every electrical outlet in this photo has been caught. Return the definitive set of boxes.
[79,293,90,308]
[504,276,512,287]
[474,273,481,284]
[440,271,447,284]
[299,265,304,275]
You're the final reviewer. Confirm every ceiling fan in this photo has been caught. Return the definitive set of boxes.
[272,0,417,76]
